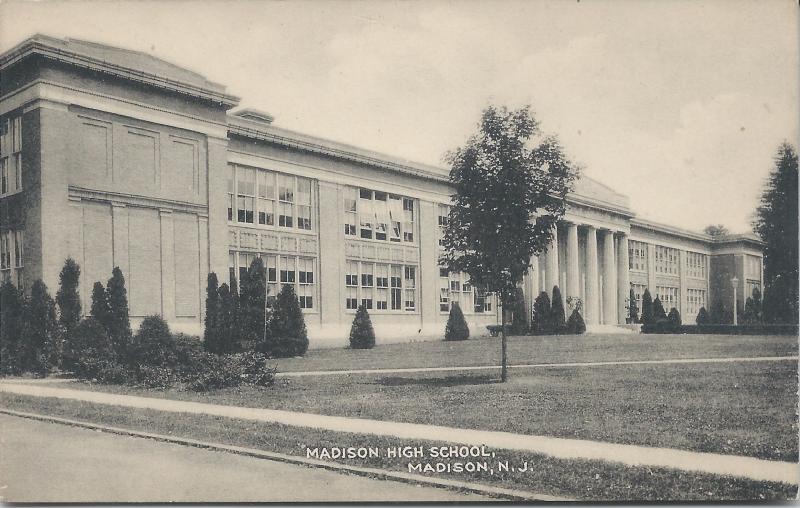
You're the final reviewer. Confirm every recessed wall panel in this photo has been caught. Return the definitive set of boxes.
[128,207,162,317]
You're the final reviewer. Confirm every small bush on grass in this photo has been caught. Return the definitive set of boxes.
[652,296,667,321]
[183,351,275,392]
[565,309,586,334]
[349,304,375,349]
[269,284,308,358]
[106,267,132,360]
[696,307,710,325]
[19,280,61,376]
[56,258,82,341]
[444,302,470,341]
[127,315,178,368]
[136,365,176,389]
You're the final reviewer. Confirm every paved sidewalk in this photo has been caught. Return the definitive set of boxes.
[276,355,799,377]
[1,382,797,485]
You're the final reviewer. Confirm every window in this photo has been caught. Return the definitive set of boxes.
[437,204,449,247]
[0,231,10,278]
[654,245,679,275]
[474,288,492,313]
[346,261,417,312]
[344,187,358,236]
[237,167,256,224]
[0,114,22,197]
[257,171,275,226]
[686,252,707,279]
[346,187,415,243]
[297,257,314,309]
[229,251,316,310]
[439,269,486,314]
[656,285,680,312]
[630,283,647,307]
[745,255,762,280]
[228,252,236,287]
[228,164,314,232]
[628,240,648,272]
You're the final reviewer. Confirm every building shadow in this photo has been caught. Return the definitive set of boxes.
[376,374,499,387]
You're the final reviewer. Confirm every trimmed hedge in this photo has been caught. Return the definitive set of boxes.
[643,323,799,335]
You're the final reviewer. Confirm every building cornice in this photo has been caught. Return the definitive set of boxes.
[0,35,240,108]
[68,186,207,216]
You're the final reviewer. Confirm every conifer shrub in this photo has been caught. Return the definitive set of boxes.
[640,288,654,325]
[216,282,241,354]
[349,304,375,349]
[652,296,667,320]
[628,288,639,323]
[269,284,308,357]
[0,281,25,375]
[56,258,82,338]
[508,287,528,335]
[531,291,552,335]
[444,302,470,341]
[667,307,682,331]
[106,268,132,359]
[20,280,60,376]
[549,286,566,334]
[239,257,268,347]
[63,318,116,378]
[91,281,111,328]
[566,308,586,335]
[695,306,710,325]
[203,272,221,353]
[127,315,178,368]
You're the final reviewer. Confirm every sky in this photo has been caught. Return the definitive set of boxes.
[1,0,798,233]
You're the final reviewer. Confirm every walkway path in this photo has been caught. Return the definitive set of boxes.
[1,382,796,485]
[276,355,799,377]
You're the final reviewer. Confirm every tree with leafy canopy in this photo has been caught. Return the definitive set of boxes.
[549,286,567,334]
[56,258,82,337]
[106,267,132,359]
[441,105,576,381]
[640,289,654,325]
[704,224,730,238]
[445,302,470,341]
[753,143,798,324]
[531,291,552,335]
[269,284,308,358]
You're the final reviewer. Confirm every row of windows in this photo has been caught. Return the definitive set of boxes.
[228,252,316,309]
[0,116,23,196]
[686,289,707,316]
[655,285,680,312]
[438,268,493,314]
[686,252,707,279]
[345,261,417,312]
[654,245,680,275]
[628,240,648,272]
[227,165,314,231]
[344,187,415,243]
[0,230,24,290]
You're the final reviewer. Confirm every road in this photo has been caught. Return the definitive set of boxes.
[0,414,489,502]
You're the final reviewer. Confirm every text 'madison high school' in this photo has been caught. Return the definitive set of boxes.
[0,35,764,345]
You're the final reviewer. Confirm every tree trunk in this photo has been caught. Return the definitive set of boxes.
[500,305,508,382]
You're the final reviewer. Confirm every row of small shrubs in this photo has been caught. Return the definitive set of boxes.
[203,259,308,358]
[531,286,585,335]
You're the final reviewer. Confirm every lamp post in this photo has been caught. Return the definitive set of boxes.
[731,276,739,326]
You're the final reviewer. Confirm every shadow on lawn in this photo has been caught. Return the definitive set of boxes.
[377,374,500,387]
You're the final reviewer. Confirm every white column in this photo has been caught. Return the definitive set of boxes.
[566,223,580,302]
[602,229,617,324]
[585,226,599,324]
[617,233,630,324]
[545,224,559,296]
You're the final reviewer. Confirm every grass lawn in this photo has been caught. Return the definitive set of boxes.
[29,342,798,462]
[1,394,795,501]
[274,333,798,372]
